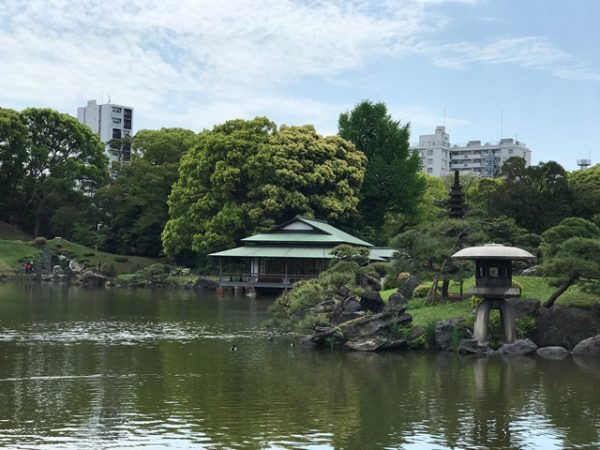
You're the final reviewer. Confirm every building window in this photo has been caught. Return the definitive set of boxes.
[427,168,433,173]
[124,119,132,130]
[124,109,132,119]
[112,128,122,139]
[112,118,121,124]
[508,149,514,154]
[427,158,433,165]
[112,107,122,114]
[427,149,433,156]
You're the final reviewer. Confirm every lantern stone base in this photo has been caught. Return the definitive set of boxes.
[473,298,516,344]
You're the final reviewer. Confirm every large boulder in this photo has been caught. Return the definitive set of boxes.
[507,298,540,318]
[573,335,600,358]
[395,273,421,299]
[457,339,495,356]
[303,308,412,351]
[534,306,600,349]
[360,291,385,313]
[386,291,407,311]
[435,318,471,350]
[78,270,108,287]
[536,346,569,360]
[499,339,538,356]
[344,336,387,352]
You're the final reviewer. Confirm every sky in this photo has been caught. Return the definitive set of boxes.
[0,0,598,170]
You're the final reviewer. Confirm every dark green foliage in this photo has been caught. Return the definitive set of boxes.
[338,100,424,241]
[391,218,487,299]
[98,128,197,257]
[540,218,600,307]
[489,158,572,234]
[0,108,109,239]
[114,256,128,263]
[268,245,378,332]
[0,109,28,221]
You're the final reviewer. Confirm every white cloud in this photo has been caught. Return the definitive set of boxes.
[0,0,597,133]
[425,36,600,81]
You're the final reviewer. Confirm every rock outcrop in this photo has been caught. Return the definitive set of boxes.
[302,306,413,351]
[435,318,472,350]
[536,346,569,360]
[499,339,538,356]
[573,335,600,358]
[534,306,600,349]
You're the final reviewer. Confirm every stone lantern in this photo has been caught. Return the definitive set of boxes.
[452,244,534,344]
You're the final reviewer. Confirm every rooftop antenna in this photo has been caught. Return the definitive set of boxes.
[107,94,111,104]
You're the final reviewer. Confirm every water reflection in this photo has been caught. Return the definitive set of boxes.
[0,283,599,449]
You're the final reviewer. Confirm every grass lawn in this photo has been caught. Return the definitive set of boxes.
[0,240,40,275]
[46,239,158,274]
[381,275,600,326]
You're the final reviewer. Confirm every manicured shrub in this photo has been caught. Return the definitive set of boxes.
[32,236,47,246]
[413,283,433,298]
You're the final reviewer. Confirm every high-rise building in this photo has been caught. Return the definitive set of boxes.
[411,126,532,178]
[77,99,133,163]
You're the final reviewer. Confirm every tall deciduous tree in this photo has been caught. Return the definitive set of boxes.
[162,118,366,259]
[5,108,109,236]
[98,128,197,256]
[338,100,424,241]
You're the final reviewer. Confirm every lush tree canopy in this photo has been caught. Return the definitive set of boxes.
[162,118,366,258]
[98,128,197,256]
[0,108,109,238]
[489,158,572,234]
[569,164,600,221]
[0,108,28,221]
[338,100,424,241]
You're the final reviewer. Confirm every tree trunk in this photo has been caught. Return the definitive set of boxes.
[441,279,450,298]
[543,275,578,308]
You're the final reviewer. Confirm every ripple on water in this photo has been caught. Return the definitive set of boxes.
[0,321,266,345]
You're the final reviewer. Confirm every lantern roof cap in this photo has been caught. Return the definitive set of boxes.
[452,244,535,261]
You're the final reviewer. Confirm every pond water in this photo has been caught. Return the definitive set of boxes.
[0,282,599,449]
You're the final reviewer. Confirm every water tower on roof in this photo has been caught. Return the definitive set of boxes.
[452,244,535,344]
[577,159,591,170]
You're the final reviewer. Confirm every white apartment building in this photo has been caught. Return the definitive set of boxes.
[77,99,133,163]
[411,126,452,177]
[411,126,532,178]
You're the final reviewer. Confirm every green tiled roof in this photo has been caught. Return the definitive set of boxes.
[209,246,386,261]
[242,216,373,247]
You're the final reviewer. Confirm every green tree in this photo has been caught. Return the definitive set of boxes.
[162,118,366,259]
[569,164,600,220]
[98,128,196,256]
[391,218,487,299]
[16,108,109,236]
[338,100,424,241]
[489,158,572,233]
[540,217,600,307]
[0,108,28,222]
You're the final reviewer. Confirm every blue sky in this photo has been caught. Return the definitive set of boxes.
[0,0,598,170]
